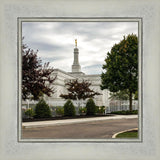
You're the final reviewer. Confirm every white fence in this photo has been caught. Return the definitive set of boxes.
[22,99,139,115]
[106,100,138,113]
[48,100,87,108]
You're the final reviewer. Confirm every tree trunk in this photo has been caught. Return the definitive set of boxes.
[129,91,132,111]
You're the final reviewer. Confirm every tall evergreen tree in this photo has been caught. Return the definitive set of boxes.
[101,34,138,111]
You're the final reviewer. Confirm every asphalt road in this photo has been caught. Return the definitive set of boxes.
[22,118,138,139]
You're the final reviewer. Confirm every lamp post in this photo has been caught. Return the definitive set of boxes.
[26,99,29,109]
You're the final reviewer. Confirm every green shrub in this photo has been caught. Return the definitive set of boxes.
[34,99,52,118]
[24,108,34,118]
[132,110,138,114]
[86,98,96,115]
[111,110,138,115]
[63,100,75,116]
[96,106,105,114]
[56,107,64,116]
[79,107,87,115]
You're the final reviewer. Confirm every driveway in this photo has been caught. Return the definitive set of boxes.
[22,117,138,139]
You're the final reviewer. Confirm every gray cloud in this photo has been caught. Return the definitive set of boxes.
[29,41,62,51]
[83,64,103,75]
[22,21,138,74]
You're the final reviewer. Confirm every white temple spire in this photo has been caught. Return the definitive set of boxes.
[72,39,81,72]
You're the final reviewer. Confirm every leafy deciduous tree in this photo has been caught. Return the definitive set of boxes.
[22,41,56,100]
[101,34,138,111]
[60,79,100,106]
[109,90,129,100]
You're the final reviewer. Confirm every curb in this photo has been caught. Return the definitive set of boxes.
[22,115,138,129]
[112,128,138,138]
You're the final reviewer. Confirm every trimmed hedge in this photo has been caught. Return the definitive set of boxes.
[111,110,138,115]
[86,98,96,115]
[63,100,76,117]
[34,99,52,118]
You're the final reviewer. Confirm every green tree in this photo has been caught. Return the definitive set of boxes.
[101,34,138,111]
[109,90,129,100]
[134,91,138,100]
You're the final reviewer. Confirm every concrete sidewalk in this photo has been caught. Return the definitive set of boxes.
[22,115,138,128]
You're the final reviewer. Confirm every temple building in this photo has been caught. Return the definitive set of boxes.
[44,39,110,107]
[22,39,138,113]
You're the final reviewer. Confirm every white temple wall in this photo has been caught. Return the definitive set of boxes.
[102,89,110,107]
[22,69,110,108]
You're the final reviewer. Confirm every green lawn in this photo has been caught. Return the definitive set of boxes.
[116,130,138,138]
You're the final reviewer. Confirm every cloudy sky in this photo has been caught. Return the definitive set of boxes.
[22,21,138,74]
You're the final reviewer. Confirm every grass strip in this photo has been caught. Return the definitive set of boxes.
[116,130,138,138]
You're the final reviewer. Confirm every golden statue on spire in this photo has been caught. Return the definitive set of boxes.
[75,39,77,47]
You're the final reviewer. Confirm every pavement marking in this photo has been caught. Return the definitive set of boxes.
[22,115,138,129]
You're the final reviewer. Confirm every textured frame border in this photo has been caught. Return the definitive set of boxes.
[18,17,143,143]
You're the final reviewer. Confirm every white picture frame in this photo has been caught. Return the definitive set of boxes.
[18,17,142,143]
